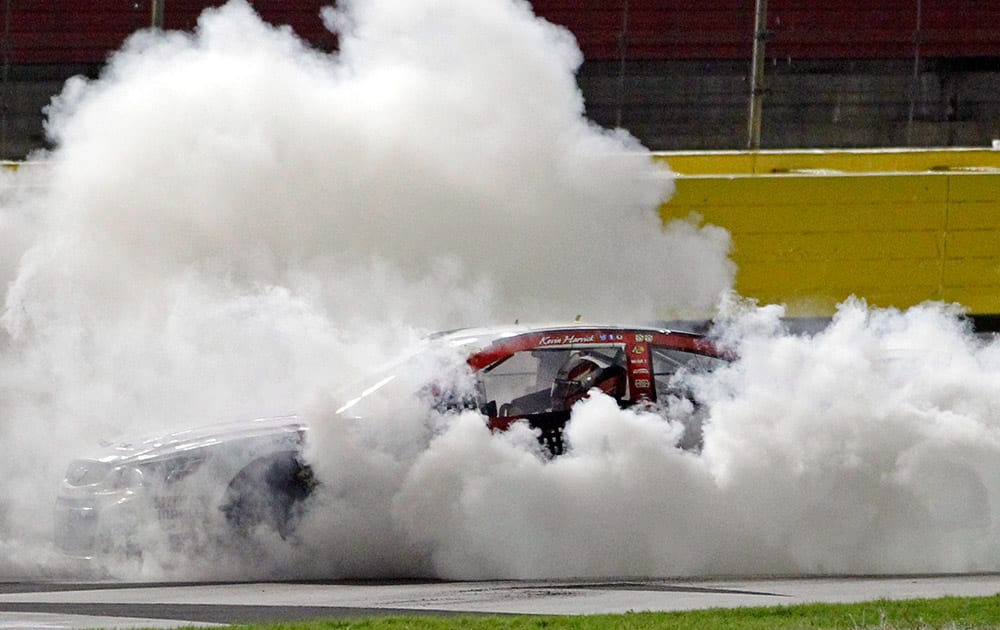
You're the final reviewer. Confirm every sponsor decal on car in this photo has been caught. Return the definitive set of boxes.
[538,333,599,346]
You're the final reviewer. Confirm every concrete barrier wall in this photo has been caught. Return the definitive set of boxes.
[7,151,1000,318]
[657,149,1000,317]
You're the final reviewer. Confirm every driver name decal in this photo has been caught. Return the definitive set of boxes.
[538,334,599,346]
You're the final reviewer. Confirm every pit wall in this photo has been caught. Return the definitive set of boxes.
[656,148,1000,318]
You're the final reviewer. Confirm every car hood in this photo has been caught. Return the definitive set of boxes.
[87,415,304,466]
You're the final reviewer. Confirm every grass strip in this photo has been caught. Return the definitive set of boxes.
[169,594,1000,630]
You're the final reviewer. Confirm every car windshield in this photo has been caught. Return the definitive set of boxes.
[331,341,475,418]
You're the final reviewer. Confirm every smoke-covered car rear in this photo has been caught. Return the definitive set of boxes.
[54,324,726,562]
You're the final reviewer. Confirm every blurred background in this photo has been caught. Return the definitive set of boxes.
[1,0,998,159]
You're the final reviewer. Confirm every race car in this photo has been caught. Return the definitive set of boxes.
[54,323,726,560]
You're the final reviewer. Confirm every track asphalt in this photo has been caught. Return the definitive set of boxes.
[2,574,1000,628]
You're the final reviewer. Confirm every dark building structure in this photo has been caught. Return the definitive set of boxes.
[2,1,998,158]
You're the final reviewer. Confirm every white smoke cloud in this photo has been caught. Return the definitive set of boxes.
[291,299,1000,580]
[696,298,1000,575]
[25,0,730,329]
[16,0,998,584]
[0,0,732,580]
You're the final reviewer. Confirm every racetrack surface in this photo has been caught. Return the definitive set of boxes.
[3,574,1000,628]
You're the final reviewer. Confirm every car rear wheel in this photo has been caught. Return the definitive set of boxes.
[220,451,315,540]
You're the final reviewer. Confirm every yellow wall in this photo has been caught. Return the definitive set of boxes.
[6,153,1000,317]
[656,149,1000,317]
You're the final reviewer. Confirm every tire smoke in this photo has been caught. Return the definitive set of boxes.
[4,0,995,583]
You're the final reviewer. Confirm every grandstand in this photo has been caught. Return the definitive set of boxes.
[1,1,998,158]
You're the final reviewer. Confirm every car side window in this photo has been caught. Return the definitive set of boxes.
[480,345,630,417]
[651,347,724,400]
[480,349,569,417]
[651,346,725,451]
